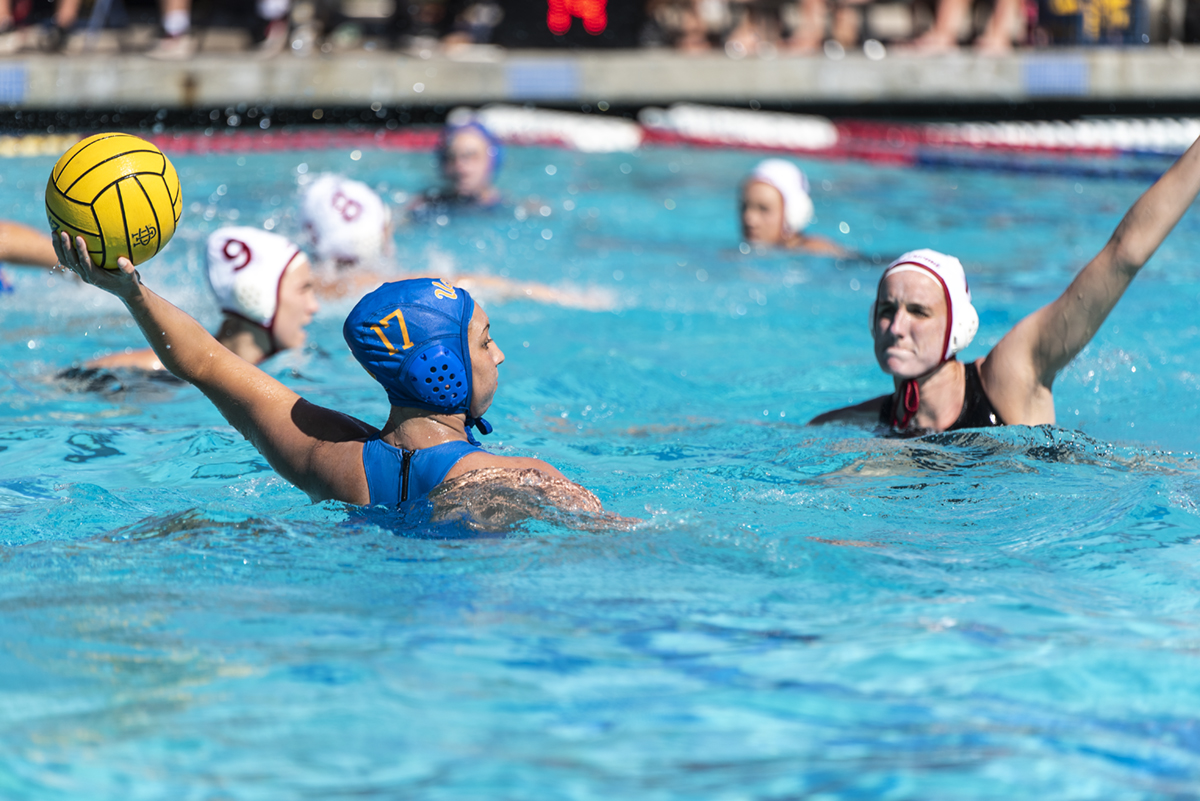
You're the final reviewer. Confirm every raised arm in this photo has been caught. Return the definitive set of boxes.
[55,233,376,504]
[983,135,1200,423]
[1,221,59,268]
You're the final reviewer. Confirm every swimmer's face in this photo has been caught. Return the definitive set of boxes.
[443,129,494,199]
[468,304,505,418]
[273,256,319,351]
[873,271,948,378]
[741,181,787,245]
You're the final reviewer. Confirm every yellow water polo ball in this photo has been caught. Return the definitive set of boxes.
[45,132,182,270]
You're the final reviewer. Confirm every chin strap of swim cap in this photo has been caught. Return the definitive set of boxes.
[894,379,920,430]
[891,359,959,431]
[464,415,493,446]
[265,329,284,360]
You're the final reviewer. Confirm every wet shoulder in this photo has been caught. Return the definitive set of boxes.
[809,394,890,426]
[429,466,617,532]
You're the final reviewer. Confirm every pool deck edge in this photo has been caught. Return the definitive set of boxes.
[0,46,1198,111]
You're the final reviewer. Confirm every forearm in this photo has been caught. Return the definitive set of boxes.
[120,281,294,434]
[121,281,225,386]
[123,284,324,492]
[86,348,164,371]
[0,222,58,268]
[1022,136,1200,381]
[55,232,373,506]
[1107,136,1200,272]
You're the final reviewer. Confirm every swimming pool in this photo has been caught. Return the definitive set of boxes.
[3,137,1200,798]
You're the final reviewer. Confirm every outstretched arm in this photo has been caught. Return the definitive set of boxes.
[1,221,59,268]
[983,135,1200,424]
[86,348,164,371]
[313,266,615,312]
[55,233,376,504]
[455,274,616,312]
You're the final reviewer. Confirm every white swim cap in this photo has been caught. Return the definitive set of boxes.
[748,158,814,235]
[872,248,979,362]
[300,174,389,265]
[206,226,303,329]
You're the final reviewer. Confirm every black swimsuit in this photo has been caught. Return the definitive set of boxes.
[879,362,1005,433]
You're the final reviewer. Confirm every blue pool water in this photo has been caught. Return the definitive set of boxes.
[3,139,1200,798]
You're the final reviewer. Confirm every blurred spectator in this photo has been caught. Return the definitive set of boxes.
[0,0,1163,57]
[779,0,1028,53]
[255,0,291,53]
[782,0,829,52]
[294,0,411,51]
[148,0,292,58]
[1034,0,1146,44]
[724,0,789,55]
[907,0,1025,52]
[146,0,196,58]
[643,0,730,50]
[441,1,504,45]
[0,0,81,52]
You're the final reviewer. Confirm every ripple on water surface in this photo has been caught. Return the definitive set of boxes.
[3,144,1200,798]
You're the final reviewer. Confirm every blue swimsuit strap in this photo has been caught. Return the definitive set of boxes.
[363,437,486,506]
[400,440,485,502]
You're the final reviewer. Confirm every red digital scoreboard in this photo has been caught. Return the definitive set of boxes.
[547,0,608,35]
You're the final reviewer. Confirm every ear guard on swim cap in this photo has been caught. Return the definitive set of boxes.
[870,248,979,362]
[343,278,492,440]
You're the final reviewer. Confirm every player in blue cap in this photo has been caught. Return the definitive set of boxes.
[53,231,606,515]
[344,277,508,503]
[408,119,504,218]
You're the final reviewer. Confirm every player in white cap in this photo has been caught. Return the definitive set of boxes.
[741,159,847,256]
[85,226,318,371]
[811,133,1200,433]
[301,174,391,269]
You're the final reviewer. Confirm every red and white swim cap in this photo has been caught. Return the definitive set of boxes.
[300,174,389,266]
[872,248,979,362]
[205,226,303,330]
[748,159,814,235]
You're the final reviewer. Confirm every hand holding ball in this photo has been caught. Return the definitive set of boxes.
[46,133,182,270]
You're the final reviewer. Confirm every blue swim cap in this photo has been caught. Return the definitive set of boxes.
[343,278,492,440]
[439,120,503,175]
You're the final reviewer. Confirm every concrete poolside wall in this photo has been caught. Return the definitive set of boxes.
[0,47,1197,112]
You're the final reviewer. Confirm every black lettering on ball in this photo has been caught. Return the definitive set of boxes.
[131,225,158,248]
